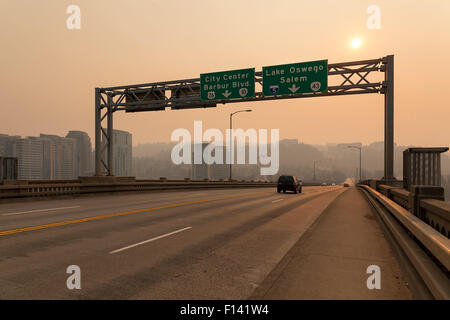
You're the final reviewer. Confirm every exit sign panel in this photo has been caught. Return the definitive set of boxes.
[200,68,255,101]
[262,60,328,96]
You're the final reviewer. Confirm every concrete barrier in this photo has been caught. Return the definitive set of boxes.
[0,178,277,200]
[360,181,449,238]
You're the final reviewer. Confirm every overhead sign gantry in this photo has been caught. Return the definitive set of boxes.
[95,55,394,180]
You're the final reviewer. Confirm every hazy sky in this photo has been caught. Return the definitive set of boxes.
[1,0,449,147]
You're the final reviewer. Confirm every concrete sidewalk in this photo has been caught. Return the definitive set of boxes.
[252,187,413,299]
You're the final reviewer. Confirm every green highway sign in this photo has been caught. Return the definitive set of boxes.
[200,68,255,101]
[262,60,328,96]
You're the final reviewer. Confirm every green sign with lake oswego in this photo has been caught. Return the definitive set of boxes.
[262,60,328,96]
[201,68,255,101]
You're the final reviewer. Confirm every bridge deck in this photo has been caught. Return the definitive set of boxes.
[252,187,413,299]
[0,186,413,299]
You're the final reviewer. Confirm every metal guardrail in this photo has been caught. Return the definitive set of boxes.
[359,185,450,299]
[0,179,277,200]
[375,184,449,238]
[421,199,450,238]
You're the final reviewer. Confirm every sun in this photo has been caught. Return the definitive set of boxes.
[350,37,362,48]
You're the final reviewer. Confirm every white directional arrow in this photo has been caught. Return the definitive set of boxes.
[288,84,300,93]
[222,90,231,98]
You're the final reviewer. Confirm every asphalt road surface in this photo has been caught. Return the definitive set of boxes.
[0,186,346,299]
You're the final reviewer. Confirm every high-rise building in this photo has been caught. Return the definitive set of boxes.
[15,137,45,180]
[209,143,228,180]
[0,134,20,157]
[66,131,93,176]
[41,137,55,179]
[191,143,211,180]
[211,163,228,180]
[40,134,78,179]
[0,132,92,180]
[103,129,132,176]
[0,157,18,180]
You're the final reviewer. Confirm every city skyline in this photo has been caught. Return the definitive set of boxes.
[0,128,132,179]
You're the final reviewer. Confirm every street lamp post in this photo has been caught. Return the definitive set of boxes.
[348,145,362,183]
[229,109,252,181]
[313,160,318,182]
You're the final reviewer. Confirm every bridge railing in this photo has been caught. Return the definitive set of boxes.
[360,147,450,238]
[364,182,449,238]
[359,184,450,299]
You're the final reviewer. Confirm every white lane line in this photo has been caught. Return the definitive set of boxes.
[271,199,284,203]
[1,206,81,216]
[109,226,192,254]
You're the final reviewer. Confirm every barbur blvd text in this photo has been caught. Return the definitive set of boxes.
[203,72,251,91]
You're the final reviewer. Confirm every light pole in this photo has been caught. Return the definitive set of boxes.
[348,145,362,183]
[229,109,252,181]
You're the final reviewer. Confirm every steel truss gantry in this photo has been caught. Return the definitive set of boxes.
[95,55,394,179]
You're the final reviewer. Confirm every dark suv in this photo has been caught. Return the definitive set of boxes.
[277,175,302,194]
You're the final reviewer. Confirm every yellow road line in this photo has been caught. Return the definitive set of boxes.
[0,190,272,237]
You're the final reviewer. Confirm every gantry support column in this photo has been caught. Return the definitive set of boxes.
[107,95,114,176]
[383,55,394,180]
[94,88,102,176]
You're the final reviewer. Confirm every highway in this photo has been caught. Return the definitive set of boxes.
[0,186,349,299]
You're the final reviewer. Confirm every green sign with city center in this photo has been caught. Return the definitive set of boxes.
[262,60,328,96]
[200,68,255,101]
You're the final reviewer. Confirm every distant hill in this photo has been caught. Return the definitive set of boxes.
[133,142,175,158]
